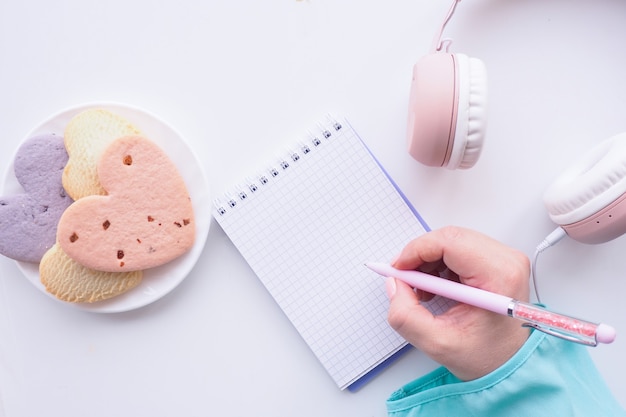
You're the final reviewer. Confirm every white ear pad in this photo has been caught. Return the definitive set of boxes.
[406,53,488,169]
[543,133,626,243]
[448,54,488,169]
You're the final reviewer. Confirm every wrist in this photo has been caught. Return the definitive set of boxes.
[447,322,531,381]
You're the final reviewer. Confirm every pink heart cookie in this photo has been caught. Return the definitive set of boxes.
[57,135,195,272]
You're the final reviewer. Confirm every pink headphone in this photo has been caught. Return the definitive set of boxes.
[407,0,626,245]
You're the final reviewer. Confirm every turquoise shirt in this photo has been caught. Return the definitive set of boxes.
[387,330,625,416]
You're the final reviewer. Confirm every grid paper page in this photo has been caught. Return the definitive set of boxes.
[213,119,447,389]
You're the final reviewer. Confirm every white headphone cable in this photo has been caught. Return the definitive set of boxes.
[532,227,567,303]
[431,0,462,53]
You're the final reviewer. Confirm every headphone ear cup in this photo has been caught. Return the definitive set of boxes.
[451,54,488,169]
[543,133,626,244]
[406,53,488,169]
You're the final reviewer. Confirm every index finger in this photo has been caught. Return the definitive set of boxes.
[392,226,530,298]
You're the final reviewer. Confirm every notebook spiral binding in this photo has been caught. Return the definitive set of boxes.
[213,116,344,217]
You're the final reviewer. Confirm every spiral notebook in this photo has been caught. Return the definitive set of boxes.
[212,117,452,390]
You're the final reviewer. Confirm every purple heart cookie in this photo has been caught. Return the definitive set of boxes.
[0,134,73,263]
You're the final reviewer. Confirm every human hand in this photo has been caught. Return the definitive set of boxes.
[386,226,531,381]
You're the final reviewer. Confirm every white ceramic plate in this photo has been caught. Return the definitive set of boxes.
[2,102,211,313]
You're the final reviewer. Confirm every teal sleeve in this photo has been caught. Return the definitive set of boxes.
[386,330,625,417]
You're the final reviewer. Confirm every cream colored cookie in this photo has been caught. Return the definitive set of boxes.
[57,135,195,272]
[40,243,143,303]
[63,108,141,200]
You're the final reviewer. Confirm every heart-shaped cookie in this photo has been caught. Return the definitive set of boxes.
[0,134,73,262]
[57,135,195,272]
[63,108,141,200]
[40,243,143,303]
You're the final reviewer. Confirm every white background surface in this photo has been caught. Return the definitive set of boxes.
[0,0,625,415]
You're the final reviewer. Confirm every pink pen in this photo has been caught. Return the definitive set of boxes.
[366,262,616,346]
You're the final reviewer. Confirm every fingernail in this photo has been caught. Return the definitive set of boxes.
[385,277,397,299]
[391,252,401,266]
